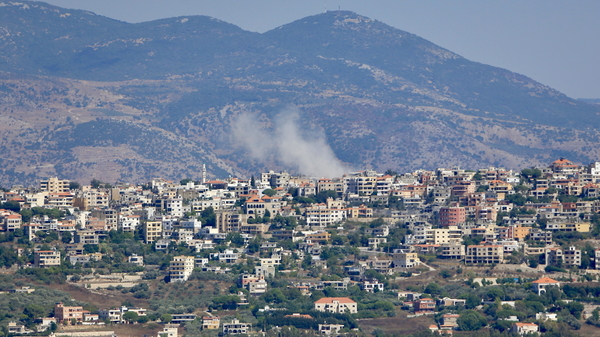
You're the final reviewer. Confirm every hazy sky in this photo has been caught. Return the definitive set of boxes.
[39,0,600,99]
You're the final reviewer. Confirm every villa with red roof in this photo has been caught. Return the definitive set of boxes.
[531,276,560,295]
[314,297,357,314]
[550,158,579,174]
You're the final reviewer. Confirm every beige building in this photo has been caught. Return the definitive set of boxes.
[40,177,70,193]
[314,297,357,314]
[465,245,504,265]
[202,316,220,330]
[345,175,377,195]
[34,250,61,268]
[144,221,162,243]
[425,227,463,245]
[3,213,22,232]
[439,242,465,259]
[216,210,243,232]
[392,251,420,269]
[511,322,538,335]
[546,222,590,232]
[47,192,74,208]
[169,255,195,282]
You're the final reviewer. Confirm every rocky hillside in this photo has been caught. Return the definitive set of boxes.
[0,1,598,185]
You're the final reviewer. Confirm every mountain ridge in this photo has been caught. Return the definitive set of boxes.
[0,2,598,185]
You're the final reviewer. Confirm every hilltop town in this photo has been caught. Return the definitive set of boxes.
[3,159,600,337]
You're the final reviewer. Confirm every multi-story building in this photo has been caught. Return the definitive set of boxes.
[439,207,466,227]
[81,190,110,210]
[305,204,346,227]
[414,298,436,313]
[40,177,70,193]
[465,245,504,265]
[360,280,385,292]
[144,221,162,244]
[54,303,83,323]
[314,297,357,314]
[247,276,268,295]
[439,242,465,259]
[345,174,377,196]
[501,224,531,241]
[202,316,220,330]
[317,178,345,196]
[305,231,331,243]
[119,215,141,232]
[74,230,100,245]
[161,196,183,217]
[34,250,61,268]
[211,250,239,264]
[169,256,195,282]
[3,213,22,231]
[216,210,242,233]
[563,246,582,267]
[223,319,251,335]
[47,192,74,208]
[98,308,122,324]
[426,227,464,245]
[545,247,563,267]
[90,208,117,230]
[528,229,553,245]
[346,205,373,218]
[392,251,420,269]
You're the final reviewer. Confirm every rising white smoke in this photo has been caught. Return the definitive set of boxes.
[232,107,347,178]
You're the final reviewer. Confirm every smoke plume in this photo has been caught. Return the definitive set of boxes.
[232,107,347,178]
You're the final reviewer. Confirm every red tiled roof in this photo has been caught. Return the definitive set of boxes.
[532,276,559,284]
[314,297,356,304]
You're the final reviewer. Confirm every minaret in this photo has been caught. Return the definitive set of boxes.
[202,164,207,184]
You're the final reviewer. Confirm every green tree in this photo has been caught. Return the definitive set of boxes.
[315,190,339,203]
[122,311,139,323]
[228,232,245,247]
[1,200,20,212]
[463,293,481,309]
[160,314,172,323]
[61,231,73,244]
[262,189,277,197]
[424,283,442,296]
[566,301,584,319]
[457,310,487,331]
[199,207,216,227]
[384,169,398,176]
[91,179,103,189]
